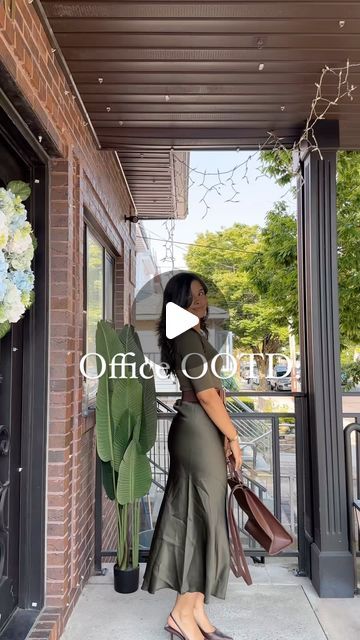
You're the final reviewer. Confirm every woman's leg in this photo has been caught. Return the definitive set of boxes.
[192,592,216,633]
[167,592,204,640]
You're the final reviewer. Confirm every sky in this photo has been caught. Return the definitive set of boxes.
[142,150,296,270]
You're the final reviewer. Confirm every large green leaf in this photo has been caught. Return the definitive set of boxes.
[95,320,125,462]
[117,324,145,376]
[111,375,142,435]
[0,321,11,340]
[95,359,113,462]
[118,325,157,453]
[113,409,139,472]
[101,460,118,500]
[117,440,152,505]
[139,363,157,453]
[7,180,31,201]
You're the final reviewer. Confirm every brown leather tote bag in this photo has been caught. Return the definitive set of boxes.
[226,455,294,581]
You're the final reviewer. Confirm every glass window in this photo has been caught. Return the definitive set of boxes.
[105,252,114,322]
[83,225,115,412]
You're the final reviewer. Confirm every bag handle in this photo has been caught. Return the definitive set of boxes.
[227,483,252,585]
[226,453,245,485]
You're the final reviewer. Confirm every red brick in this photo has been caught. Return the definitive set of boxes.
[48,506,68,521]
[47,551,70,567]
[47,461,71,477]
[2,16,15,46]
[46,537,68,553]
[48,417,71,432]
[47,522,68,537]
[37,75,47,103]
[23,44,33,77]
[50,202,71,217]
[49,379,73,393]
[44,595,66,609]
[49,405,74,422]
[46,566,68,581]
[0,4,6,30]
[14,31,25,63]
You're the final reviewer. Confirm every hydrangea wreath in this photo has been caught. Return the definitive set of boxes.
[0,180,37,339]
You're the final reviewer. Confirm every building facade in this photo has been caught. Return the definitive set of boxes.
[0,2,136,638]
[0,2,359,639]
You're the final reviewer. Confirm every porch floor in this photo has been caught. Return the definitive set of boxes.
[59,558,359,640]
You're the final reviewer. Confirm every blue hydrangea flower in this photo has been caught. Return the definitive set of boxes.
[9,269,34,294]
[0,277,7,302]
[8,210,27,233]
[0,251,8,276]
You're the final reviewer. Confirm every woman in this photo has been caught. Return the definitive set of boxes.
[141,272,243,640]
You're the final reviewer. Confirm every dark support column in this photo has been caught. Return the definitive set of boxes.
[295,121,355,597]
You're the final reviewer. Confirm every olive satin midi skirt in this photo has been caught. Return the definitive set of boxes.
[140,398,231,604]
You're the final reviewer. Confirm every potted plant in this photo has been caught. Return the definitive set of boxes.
[95,320,157,593]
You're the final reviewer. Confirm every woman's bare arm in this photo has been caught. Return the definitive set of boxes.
[195,388,239,441]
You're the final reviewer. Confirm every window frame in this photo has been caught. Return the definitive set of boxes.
[82,219,116,414]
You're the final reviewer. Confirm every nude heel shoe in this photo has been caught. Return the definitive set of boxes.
[164,611,198,640]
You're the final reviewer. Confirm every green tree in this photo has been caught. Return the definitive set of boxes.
[185,224,289,389]
[261,149,360,387]
[247,200,299,336]
[186,149,359,390]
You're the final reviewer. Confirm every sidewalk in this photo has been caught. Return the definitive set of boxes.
[58,558,359,640]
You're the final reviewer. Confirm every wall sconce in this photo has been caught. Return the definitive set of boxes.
[124,214,139,223]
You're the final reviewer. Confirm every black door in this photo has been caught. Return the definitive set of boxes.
[0,137,28,632]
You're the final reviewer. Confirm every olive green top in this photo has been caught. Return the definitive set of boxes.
[173,327,223,392]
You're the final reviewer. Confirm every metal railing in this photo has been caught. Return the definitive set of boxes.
[141,391,299,562]
[95,390,304,571]
[94,391,360,577]
[344,421,360,594]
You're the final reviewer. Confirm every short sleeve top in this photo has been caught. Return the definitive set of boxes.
[173,328,223,393]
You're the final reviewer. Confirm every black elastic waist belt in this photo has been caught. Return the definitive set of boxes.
[181,388,223,403]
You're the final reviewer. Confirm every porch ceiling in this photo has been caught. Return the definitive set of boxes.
[40,1,360,215]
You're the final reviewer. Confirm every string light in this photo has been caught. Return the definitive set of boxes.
[168,59,360,219]
[297,58,358,160]
[147,58,360,265]
[159,149,177,270]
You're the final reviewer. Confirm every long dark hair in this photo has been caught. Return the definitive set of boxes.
[156,272,209,378]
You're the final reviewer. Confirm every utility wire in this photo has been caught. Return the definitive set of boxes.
[140,234,262,257]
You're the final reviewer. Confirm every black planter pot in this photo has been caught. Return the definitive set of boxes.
[113,563,139,593]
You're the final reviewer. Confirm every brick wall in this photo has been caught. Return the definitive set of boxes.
[0,2,137,638]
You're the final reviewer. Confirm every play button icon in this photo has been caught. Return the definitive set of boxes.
[166,302,199,339]
[131,269,230,374]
